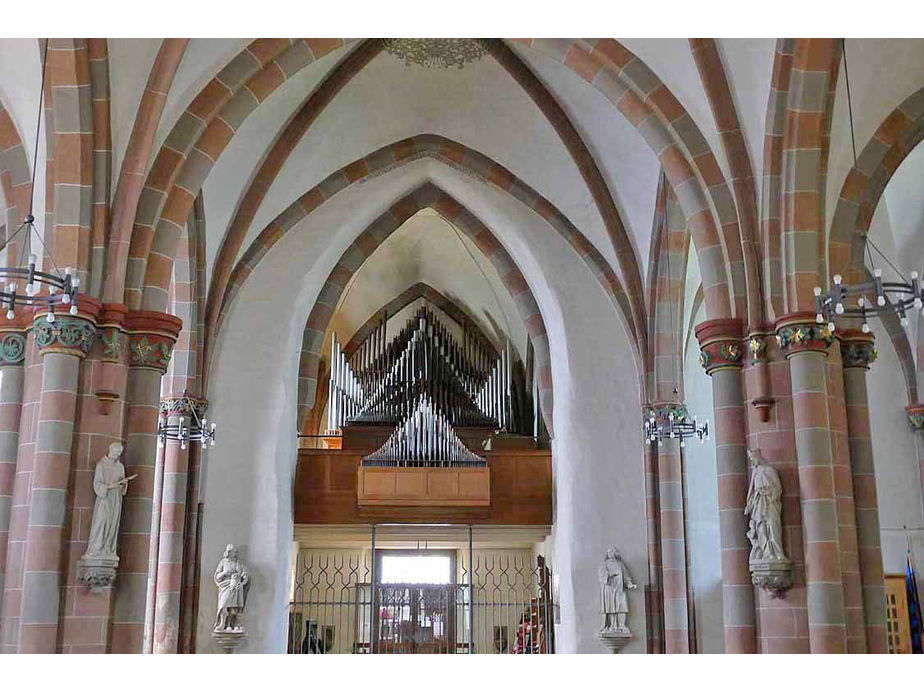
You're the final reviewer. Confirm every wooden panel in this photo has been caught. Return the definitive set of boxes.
[358,467,489,507]
[359,469,397,498]
[885,574,912,654]
[427,470,460,498]
[295,448,551,524]
[458,469,490,498]
[394,469,427,497]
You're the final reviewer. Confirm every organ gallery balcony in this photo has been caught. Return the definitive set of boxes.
[294,434,551,525]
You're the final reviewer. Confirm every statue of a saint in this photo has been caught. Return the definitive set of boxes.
[84,442,133,559]
[600,548,636,633]
[214,544,250,632]
[744,449,787,562]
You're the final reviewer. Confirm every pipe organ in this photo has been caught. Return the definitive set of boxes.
[328,306,517,467]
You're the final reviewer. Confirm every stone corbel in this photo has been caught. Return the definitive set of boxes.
[749,558,793,597]
[95,303,128,414]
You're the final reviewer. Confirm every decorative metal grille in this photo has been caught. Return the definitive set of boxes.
[288,528,554,654]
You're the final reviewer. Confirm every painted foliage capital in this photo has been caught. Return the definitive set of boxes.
[775,313,834,357]
[124,310,183,373]
[907,404,924,432]
[694,318,744,374]
[33,315,96,357]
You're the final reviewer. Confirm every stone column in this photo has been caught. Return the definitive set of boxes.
[647,403,690,653]
[642,441,663,653]
[109,311,180,653]
[695,318,757,653]
[841,331,887,653]
[142,424,167,653]
[777,313,846,653]
[0,323,27,612]
[152,394,204,653]
[18,309,96,652]
[909,405,924,520]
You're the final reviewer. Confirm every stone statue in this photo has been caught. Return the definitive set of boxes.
[744,448,792,596]
[599,547,636,633]
[85,442,132,558]
[78,442,133,591]
[745,448,787,562]
[214,544,250,632]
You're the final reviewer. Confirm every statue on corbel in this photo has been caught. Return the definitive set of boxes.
[78,442,134,592]
[212,543,251,653]
[598,547,636,653]
[745,448,793,596]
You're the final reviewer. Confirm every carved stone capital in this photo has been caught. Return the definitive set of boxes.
[124,311,183,373]
[33,314,96,357]
[839,330,877,370]
[775,313,835,357]
[0,330,27,365]
[694,318,744,374]
[907,404,924,432]
[747,335,768,365]
[749,558,793,597]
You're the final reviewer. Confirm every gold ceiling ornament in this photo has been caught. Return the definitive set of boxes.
[382,38,488,69]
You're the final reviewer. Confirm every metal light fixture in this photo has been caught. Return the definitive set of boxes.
[157,391,216,450]
[644,400,709,448]
[813,39,924,334]
[382,38,488,69]
[0,40,80,324]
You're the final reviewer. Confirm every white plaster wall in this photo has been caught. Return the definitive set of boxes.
[682,300,724,653]
[200,45,348,275]
[826,39,924,237]
[107,38,161,186]
[510,43,660,276]
[238,50,615,280]
[0,39,46,244]
[716,38,776,184]
[200,157,645,652]
[617,38,729,184]
[326,209,525,353]
[154,38,252,158]
[868,322,924,586]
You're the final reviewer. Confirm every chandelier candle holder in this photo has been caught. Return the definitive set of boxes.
[0,234,81,323]
[814,270,923,335]
[643,402,709,448]
[157,392,216,450]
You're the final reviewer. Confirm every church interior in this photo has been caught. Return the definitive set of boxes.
[0,33,921,659]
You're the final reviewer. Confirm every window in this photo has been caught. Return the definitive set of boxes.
[379,553,452,584]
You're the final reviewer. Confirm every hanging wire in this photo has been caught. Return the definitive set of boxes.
[843,38,910,285]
